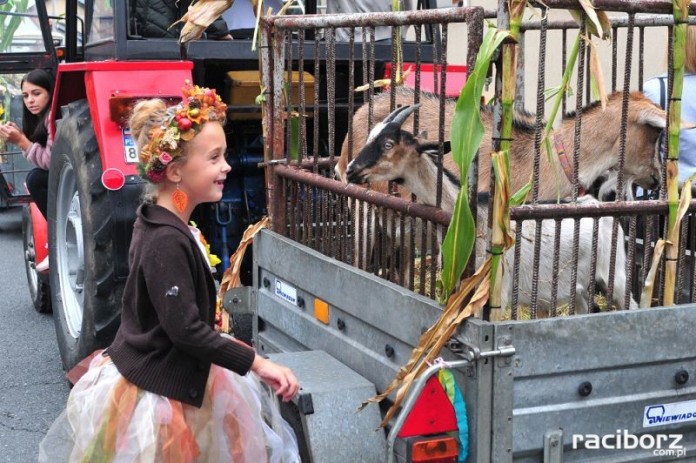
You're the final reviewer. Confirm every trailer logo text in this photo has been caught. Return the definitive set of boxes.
[572,431,685,458]
[274,278,298,305]
[644,400,696,427]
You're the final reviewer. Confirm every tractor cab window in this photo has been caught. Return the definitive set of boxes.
[88,0,114,43]
[0,0,50,53]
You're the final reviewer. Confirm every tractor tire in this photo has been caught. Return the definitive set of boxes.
[22,205,51,313]
[48,99,122,371]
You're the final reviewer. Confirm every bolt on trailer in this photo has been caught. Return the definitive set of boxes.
[231,1,696,462]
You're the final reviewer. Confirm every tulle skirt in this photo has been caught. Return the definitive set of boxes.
[39,353,300,463]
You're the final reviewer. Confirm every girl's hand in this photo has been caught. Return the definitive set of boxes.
[251,355,300,402]
[0,122,26,146]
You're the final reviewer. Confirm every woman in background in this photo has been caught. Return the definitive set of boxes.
[0,69,54,271]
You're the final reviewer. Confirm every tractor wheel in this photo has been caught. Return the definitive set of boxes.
[22,205,51,313]
[48,99,122,371]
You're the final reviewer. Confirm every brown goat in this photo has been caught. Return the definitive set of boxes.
[335,88,666,284]
[343,105,638,314]
[336,88,665,198]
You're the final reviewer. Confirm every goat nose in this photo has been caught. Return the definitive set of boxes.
[346,165,364,184]
[651,173,660,188]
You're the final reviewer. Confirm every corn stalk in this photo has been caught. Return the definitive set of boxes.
[437,25,510,304]
[363,26,508,427]
[486,0,526,321]
[543,4,610,201]
[663,0,689,305]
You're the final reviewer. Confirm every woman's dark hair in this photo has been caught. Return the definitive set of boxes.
[21,69,54,147]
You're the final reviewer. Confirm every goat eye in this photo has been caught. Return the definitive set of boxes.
[384,141,394,150]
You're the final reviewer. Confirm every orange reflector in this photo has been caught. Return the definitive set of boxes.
[411,436,458,463]
[314,298,329,324]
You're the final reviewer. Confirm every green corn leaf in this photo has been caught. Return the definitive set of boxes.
[289,113,300,161]
[438,25,510,304]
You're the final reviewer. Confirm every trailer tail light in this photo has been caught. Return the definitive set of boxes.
[411,436,458,462]
[102,168,126,191]
[400,376,457,437]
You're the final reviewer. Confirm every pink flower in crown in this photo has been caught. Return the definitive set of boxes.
[159,152,173,165]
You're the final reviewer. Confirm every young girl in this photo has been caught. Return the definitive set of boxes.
[39,83,300,462]
[0,69,54,272]
[0,69,54,219]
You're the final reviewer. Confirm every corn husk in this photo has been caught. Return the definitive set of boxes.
[361,258,491,427]
[218,216,270,296]
[176,0,235,44]
[216,217,269,332]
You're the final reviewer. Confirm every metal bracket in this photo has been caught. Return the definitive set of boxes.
[222,286,256,315]
[543,429,564,463]
[452,335,516,362]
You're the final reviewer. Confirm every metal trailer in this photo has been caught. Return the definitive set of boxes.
[219,1,696,461]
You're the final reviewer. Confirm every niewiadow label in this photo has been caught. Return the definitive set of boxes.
[645,400,696,428]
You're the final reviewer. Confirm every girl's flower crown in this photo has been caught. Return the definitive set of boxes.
[137,81,228,183]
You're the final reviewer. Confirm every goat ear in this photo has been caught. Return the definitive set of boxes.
[638,106,696,129]
[417,141,440,155]
[637,106,667,129]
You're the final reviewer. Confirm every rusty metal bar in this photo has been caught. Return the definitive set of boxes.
[511,200,695,221]
[520,15,696,31]
[587,218,599,313]
[274,164,452,226]
[270,7,484,30]
[529,0,696,15]
[626,216,637,309]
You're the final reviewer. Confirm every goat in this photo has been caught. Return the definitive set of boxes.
[345,104,639,315]
[336,88,666,285]
[337,87,665,198]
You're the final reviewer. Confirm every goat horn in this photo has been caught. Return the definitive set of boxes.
[383,104,421,127]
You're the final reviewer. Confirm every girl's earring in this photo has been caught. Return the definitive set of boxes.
[172,184,189,213]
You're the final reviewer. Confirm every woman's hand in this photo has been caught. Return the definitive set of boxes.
[251,355,300,402]
[0,122,28,148]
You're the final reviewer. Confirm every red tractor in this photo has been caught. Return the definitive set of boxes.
[1,0,428,371]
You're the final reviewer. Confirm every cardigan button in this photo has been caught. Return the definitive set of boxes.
[189,388,199,399]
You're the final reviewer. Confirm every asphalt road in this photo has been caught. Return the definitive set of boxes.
[0,207,70,462]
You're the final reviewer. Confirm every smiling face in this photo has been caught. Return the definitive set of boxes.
[21,81,50,116]
[177,122,230,206]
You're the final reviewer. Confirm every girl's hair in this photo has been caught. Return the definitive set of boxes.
[21,69,54,147]
[129,98,189,202]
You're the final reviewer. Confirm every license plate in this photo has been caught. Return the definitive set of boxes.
[123,128,138,164]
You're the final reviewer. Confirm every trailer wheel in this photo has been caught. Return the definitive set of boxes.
[48,99,121,371]
[22,205,51,313]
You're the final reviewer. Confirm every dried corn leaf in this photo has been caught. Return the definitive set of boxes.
[569,2,609,40]
[362,258,491,427]
[381,263,491,426]
[218,216,270,297]
[354,68,412,93]
[640,239,666,307]
[589,40,607,110]
[177,0,235,44]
